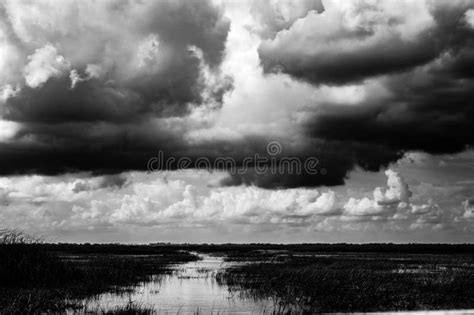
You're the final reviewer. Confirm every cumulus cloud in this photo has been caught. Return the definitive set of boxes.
[0,0,473,194]
[0,120,20,142]
[343,170,412,217]
[0,84,19,104]
[249,0,323,39]
[2,0,231,122]
[1,0,474,244]
[258,0,474,84]
[23,44,71,88]
[0,171,339,231]
[343,197,384,217]
[94,178,339,226]
[72,174,128,193]
[0,0,238,180]
[375,170,412,206]
[0,169,463,234]
[465,9,474,28]
[258,0,440,84]
[1,166,472,241]
[256,0,474,157]
[463,199,474,219]
[0,32,402,190]
[340,169,448,231]
[409,202,444,230]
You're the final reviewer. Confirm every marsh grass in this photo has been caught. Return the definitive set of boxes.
[217,253,474,313]
[3,233,474,314]
[82,299,155,314]
[0,229,198,314]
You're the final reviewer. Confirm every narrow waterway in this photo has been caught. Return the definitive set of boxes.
[80,253,275,314]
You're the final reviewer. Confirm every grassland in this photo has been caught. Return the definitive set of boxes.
[217,251,474,313]
[0,229,197,314]
[2,229,474,314]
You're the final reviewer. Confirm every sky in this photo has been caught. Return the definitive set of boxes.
[0,0,473,243]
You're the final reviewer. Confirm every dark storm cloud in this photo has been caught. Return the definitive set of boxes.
[0,0,233,176]
[5,62,207,124]
[307,45,474,154]
[219,139,402,189]
[0,118,187,175]
[1,0,230,123]
[1,0,474,191]
[257,0,474,165]
[5,78,145,123]
[260,35,439,85]
[258,1,474,85]
[0,119,402,191]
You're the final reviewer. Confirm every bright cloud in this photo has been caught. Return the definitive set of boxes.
[0,0,474,243]
[23,44,71,88]
[0,168,470,242]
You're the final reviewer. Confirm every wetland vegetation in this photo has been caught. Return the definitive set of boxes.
[1,229,474,314]
[218,252,474,313]
[0,229,197,314]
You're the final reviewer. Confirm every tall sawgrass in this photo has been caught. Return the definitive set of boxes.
[217,253,474,312]
[0,229,197,314]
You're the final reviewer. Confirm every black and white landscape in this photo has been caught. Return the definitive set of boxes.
[1,0,474,313]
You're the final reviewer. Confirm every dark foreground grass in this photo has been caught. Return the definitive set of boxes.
[83,300,155,314]
[217,252,474,313]
[2,231,474,314]
[0,230,198,314]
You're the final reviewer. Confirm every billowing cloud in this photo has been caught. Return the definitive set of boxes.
[0,171,339,231]
[305,57,474,154]
[0,0,473,196]
[23,44,71,88]
[0,168,466,240]
[256,0,474,157]
[1,0,230,123]
[72,174,128,193]
[409,202,444,230]
[343,170,412,217]
[463,199,474,219]
[0,0,236,179]
[465,9,474,28]
[258,0,472,85]
[249,0,323,39]
[339,169,452,232]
